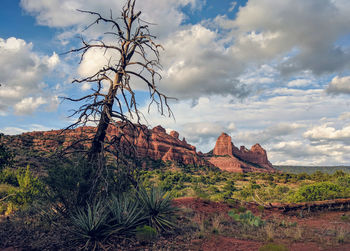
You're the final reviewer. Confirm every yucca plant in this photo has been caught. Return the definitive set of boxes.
[70,200,108,250]
[106,193,146,236]
[137,186,178,232]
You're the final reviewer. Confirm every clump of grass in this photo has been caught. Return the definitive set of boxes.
[135,225,157,243]
[264,223,275,242]
[293,226,303,241]
[336,227,347,243]
[340,214,350,222]
[211,213,225,234]
[259,243,288,251]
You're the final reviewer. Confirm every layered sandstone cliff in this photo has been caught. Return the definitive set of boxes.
[3,127,274,172]
[3,124,207,167]
[207,133,274,173]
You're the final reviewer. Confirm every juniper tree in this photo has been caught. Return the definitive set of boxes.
[64,0,172,196]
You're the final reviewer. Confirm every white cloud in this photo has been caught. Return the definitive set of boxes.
[229,2,237,12]
[228,0,350,75]
[14,97,47,115]
[304,124,350,144]
[0,37,60,114]
[20,0,200,39]
[234,123,305,145]
[339,112,350,120]
[0,124,54,135]
[288,79,313,88]
[326,76,350,94]
[159,24,249,98]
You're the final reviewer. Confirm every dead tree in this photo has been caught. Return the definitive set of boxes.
[63,0,172,195]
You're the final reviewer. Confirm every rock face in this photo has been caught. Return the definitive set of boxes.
[2,127,274,172]
[213,133,233,156]
[207,133,274,173]
[113,124,205,165]
[3,124,207,167]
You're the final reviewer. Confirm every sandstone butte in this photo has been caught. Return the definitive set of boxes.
[207,132,275,173]
[3,125,275,173]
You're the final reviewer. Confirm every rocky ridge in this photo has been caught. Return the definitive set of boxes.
[3,124,206,167]
[3,126,274,172]
[207,133,274,173]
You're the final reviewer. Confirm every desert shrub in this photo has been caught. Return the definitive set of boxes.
[6,166,43,208]
[336,176,350,187]
[333,170,346,178]
[310,171,330,182]
[297,172,310,181]
[292,181,342,202]
[0,134,14,171]
[44,156,126,214]
[137,186,178,232]
[223,179,236,192]
[0,167,18,186]
[44,157,95,213]
[228,210,265,227]
[158,171,192,191]
[135,225,157,243]
[276,185,290,194]
[193,183,210,200]
[259,243,288,251]
[208,185,220,193]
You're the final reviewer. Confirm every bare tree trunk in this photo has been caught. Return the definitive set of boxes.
[88,73,121,162]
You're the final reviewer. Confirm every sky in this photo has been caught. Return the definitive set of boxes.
[1,0,350,166]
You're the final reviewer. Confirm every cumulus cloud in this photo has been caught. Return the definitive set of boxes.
[159,24,249,98]
[271,140,350,165]
[304,123,350,144]
[326,76,350,94]
[0,37,60,115]
[20,0,199,39]
[226,0,350,75]
[233,123,305,145]
[21,0,350,99]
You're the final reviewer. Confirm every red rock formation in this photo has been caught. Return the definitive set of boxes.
[4,124,207,167]
[208,133,274,173]
[213,133,233,156]
[3,126,274,173]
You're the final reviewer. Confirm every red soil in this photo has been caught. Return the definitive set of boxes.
[174,197,350,251]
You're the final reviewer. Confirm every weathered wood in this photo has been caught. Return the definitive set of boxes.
[268,198,350,213]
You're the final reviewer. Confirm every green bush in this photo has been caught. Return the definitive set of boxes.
[6,166,43,209]
[292,181,342,202]
[0,134,14,171]
[223,180,236,192]
[44,157,120,213]
[228,210,265,227]
[0,168,18,186]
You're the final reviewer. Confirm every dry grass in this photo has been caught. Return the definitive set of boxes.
[264,223,275,242]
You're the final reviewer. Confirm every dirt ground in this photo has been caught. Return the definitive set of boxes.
[2,197,350,250]
[173,197,350,251]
